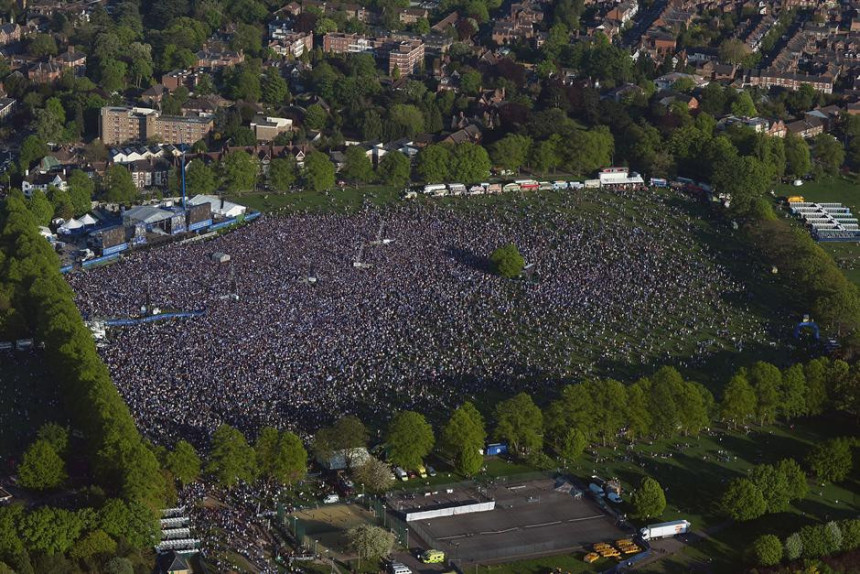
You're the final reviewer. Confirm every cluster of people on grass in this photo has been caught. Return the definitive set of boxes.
[67,188,777,448]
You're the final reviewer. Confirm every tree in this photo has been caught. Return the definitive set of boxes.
[721,371,757,428]
[27,190,54,226]
[780,364,808,421]
[719,38,751,65]
[386,411,434,470]
[813,133,844,176]
[784,532,803,561]
[784,133,811,179]
[265,431,307,485]
[67,170,95,216]
[185,160,217,196]
[313,416,370,468]
[451,143,491,182]
[750,361,782,425]
[165,440,201,487]
[799,523,841,558]
[491,134,532,173]
[47,186,74,220]
[97,499,156,548]
[101,165,138,204]
[720,478,767,521]
[442,402,487,476]
[776,458,809,501]
[207,424,257,487]
[32,427,65,463]
[103,557,134,574]
[261,67,289,105]
[32,108,64,144]
[749,534,782,567]
[750,463,790,513]
[388,104,425,139]
[376,152,410,186]
[530,139,559,173]
[27,34,58,58]
[806,437,853,483]
[348,524,395,563]
[416,144,451,182]
[19,135,48,172]
[712,154,770,216]
[69,530,116,561]
[19,507,85,555]
[269,157,296,191]
[352,457,395,494]
[494,392,543,455]
[303,104,328,131]
[221,151,258,193]
[301,151,335,192]
[343,146,374,183]
[731,91,757,117]
[19,439,66,490]
[631,477,666,520]
[490,243,525,278]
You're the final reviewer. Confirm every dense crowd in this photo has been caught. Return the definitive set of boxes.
[68,189,777,447]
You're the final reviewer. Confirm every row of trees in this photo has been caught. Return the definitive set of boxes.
[0,194,168,571]
[750,519,860,567]
[720,459,809,521]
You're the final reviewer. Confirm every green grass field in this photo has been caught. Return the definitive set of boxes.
[0,354,65,459]
[776,176,860,285]
[228,185,402,214]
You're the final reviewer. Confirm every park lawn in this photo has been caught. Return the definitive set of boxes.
[0,355,65,458]
[228,185,402,214]
[567,415,858,572]
[776,176,860,285]
[477,552,605,574]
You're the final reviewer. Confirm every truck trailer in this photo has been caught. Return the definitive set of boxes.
[639,520,691,541]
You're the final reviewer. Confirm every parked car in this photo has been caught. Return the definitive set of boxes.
[323,494,339,504]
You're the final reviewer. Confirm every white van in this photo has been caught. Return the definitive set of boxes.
[389,562,412,574]
[394,467,408,481]
[323,494,339,504]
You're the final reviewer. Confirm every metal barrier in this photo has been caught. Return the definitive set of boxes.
[81,253,121,269]
[105,310,204,327]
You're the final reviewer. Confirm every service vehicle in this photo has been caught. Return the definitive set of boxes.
[420,549,445,563]
[639,519,691,541]
[583,552,600,563]
[388,562,412,574]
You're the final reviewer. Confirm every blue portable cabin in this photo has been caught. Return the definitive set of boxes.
[485,443,508,456]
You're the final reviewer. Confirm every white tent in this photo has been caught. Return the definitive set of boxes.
[59,218,84,233]
[79,213,98,226]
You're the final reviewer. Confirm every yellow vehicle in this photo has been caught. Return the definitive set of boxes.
[598,548,620,558]
[420,549,445,564]
[615,539,634,547]
[583,552,600,563]
[593,542,612,551]
[621,545,640,554]
[417,464,428,478]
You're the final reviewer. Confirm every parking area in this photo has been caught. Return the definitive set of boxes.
[400,478,628,566]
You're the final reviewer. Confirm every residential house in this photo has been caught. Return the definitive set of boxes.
[195,48,244,70]
[56,46,86,74]
[786,116,824,139]
[442,123,482,145]
[746,69,834,94]
[399,8,428,24]
[322,33,374,54]
[162,69,198,92]
[28,60,63,83]
[22,172,68,198]
[0,97,15,120]
[127,158,171,189]
[0,23,21,46]
[431,11,459,35]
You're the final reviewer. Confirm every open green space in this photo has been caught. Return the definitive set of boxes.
[0,354,65,459]
[569,416,858,573]
[227,185,402,214]
[776,176,860,286]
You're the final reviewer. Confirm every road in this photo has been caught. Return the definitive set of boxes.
[621,0,668,49]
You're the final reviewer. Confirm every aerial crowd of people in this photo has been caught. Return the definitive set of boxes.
[67,189,778,448]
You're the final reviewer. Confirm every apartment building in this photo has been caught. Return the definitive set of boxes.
[99,106,214,145]
[388,40,425,76]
